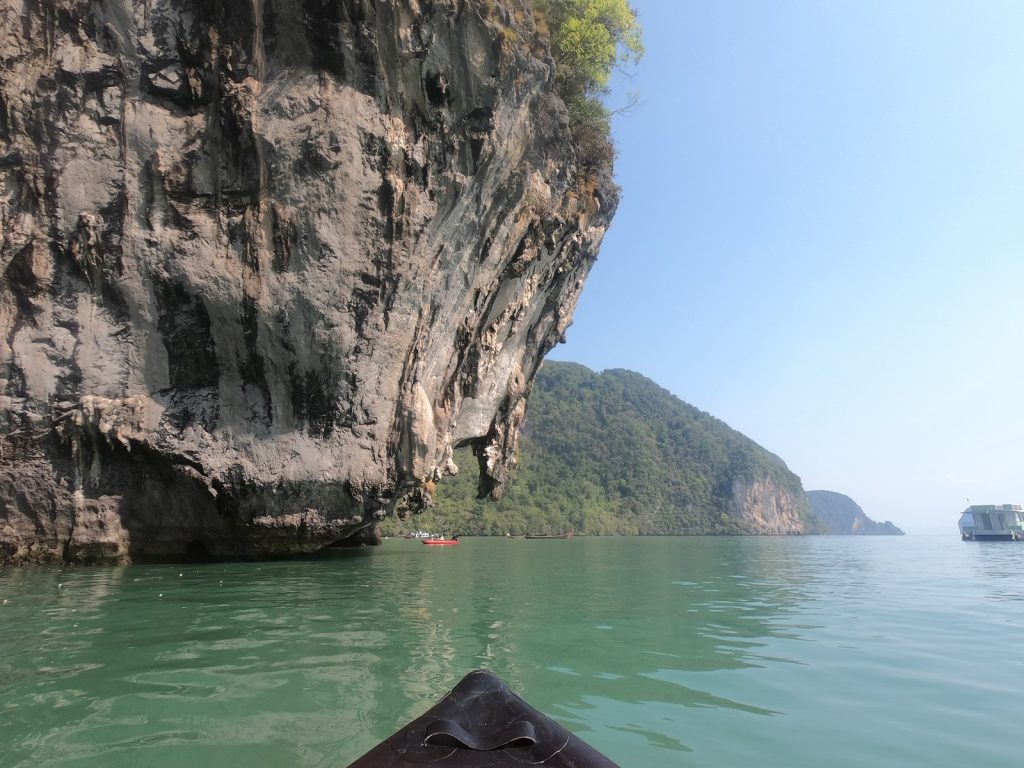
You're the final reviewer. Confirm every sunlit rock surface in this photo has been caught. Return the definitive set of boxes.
[0,0,614,563]
[727,476,811,535]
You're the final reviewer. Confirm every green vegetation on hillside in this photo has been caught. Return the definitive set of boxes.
[535,0,643,175]
[383,362,816,537]
[807,490,905,535]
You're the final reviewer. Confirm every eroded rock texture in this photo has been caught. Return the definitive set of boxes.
[728,476,811,535]
[0,0,615,563]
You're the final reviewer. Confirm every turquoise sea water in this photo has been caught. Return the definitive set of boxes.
[2,536,1022,767]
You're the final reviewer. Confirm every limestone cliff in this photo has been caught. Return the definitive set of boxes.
[0,0,615,563]
[727,475,811,535]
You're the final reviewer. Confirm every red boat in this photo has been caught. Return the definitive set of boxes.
[422,538,459,546]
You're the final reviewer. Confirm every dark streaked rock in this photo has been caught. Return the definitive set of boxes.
[0,1,614,563]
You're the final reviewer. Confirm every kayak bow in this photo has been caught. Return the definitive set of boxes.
[346,669,618,767]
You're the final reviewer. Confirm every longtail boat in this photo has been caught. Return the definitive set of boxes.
[524,530,574,539]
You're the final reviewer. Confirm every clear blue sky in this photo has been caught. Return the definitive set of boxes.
[547,0,1024,535]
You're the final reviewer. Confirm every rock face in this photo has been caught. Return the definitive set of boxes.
[806,490,904,535]
[0,1,614,563]
[728,476,810,535]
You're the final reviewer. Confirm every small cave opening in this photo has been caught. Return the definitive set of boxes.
[185,539,213,562]
[424,71,450,107]
[328,527,382,548]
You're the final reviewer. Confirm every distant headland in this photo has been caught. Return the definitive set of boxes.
[806,491,904,536]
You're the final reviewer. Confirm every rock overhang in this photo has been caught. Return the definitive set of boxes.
[0,0,616,563]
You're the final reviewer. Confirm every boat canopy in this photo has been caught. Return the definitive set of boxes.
[959,504,1024,540]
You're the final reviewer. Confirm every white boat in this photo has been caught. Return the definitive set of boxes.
[959,504,1024,541]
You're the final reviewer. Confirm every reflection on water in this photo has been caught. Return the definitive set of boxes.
[2,536,1024,767]
[963,541,1024,602]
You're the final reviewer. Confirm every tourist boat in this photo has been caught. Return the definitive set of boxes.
[524,530,574,539]
[406,530,432,539]
[346,669,617,767]
[422,537,459,546]
[959,504,1024,541]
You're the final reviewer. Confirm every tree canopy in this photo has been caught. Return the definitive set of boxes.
[539,0,643,94]
[534,0,643,175]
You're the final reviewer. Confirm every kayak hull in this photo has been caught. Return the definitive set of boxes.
[346,669,618,767]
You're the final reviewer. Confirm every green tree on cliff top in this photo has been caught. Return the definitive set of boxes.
[539,0,643,95]
[536,0,643,174]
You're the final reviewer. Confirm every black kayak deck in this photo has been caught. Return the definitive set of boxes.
[346,669,619,767]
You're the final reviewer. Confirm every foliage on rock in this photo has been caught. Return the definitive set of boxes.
[538,0,643,91]
[534,0,643,176]
[807,491,904,535]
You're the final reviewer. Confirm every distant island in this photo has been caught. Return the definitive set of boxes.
[806,491,904,535]
[385,362,902,537]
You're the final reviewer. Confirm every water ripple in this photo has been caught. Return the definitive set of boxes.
[3,537,1024,767]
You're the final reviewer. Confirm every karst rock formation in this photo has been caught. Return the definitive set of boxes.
[0,0,614,563]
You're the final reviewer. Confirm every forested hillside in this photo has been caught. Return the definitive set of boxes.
[807,491,904,535]
[384,362,821,536]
